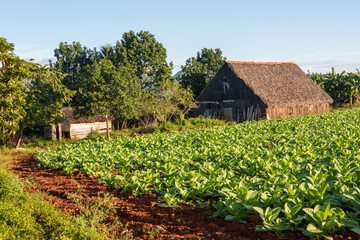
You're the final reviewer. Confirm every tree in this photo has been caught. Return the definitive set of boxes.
[51,41,97,105]
[136,81,195,125]
[180,48,226,98]
[77,59,138,138]
[110,66,141,129]
[19,64,74,144]
[154,80,196,122]
[114,30,173,89]
[0,38,29,145]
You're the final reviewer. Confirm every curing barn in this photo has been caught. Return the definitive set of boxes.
[44,107,110,140]
[195,61,333,121]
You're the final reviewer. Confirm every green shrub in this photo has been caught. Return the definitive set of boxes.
[0,169,23,198]
[0,169,106,239]
[64,117,233,141]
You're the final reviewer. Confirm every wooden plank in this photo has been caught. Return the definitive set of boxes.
[70,122,110,139]
[61,124,70,132]
[224,107,233,121]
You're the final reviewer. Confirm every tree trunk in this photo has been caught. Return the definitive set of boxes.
[15,124,24,149]
[126,119,133,128]
[116,119,120,130]
[106,116,110,139]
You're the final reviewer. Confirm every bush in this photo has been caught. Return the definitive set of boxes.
[83,117,234,140]
[0,169,23,198]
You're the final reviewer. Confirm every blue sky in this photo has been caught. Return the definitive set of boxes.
[2,0,360,74]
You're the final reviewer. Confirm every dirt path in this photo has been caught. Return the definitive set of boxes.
[10,155,357,240]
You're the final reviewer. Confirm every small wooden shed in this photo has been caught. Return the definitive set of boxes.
[195,61,333,121]
[44,107,110,140]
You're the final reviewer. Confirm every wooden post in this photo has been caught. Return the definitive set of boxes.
[106,116,110,139]
[51,124,56,140]
[58,124,62,141]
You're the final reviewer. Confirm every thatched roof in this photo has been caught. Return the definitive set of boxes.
[224,61,333,108]
[62,107,108,124]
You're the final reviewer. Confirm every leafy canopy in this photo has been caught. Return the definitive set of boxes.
[24,63,74,131]
[51,41,97,105]
[0,37,29,143]
[180,48,226,98]
[114,30,173,89]
[77,59,140,136]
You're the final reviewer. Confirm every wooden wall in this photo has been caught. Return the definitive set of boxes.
[266,103,330,119]
[44,121,110,140]
[195,63,267,121]
[68,122,109,139]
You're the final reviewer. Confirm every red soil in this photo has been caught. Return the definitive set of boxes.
[10,155,358,240]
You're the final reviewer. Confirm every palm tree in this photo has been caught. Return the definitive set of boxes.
[98,44,115,63]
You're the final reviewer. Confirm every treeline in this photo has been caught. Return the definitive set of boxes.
[310,68,360,105]
[1,31,226,145]
[5,28,357,146]
[50,30,196,138]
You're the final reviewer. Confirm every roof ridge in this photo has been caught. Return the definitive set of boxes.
[225,60,296,64]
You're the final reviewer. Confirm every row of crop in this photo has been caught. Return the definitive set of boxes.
[36,108,360,239]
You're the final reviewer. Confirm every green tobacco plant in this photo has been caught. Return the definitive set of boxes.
[223,200,253,223]
[283,203,304,228]
[254,206,290,232]
[302,204,347,239]
[36,108,360,238]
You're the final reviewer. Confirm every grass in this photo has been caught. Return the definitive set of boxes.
[0,147,132,239]
[0,167,105,239]
[0,147,36,170]
[67,187,133,239]
[143,226,162,240]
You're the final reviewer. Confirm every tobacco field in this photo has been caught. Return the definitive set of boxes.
[36,109,360,239]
